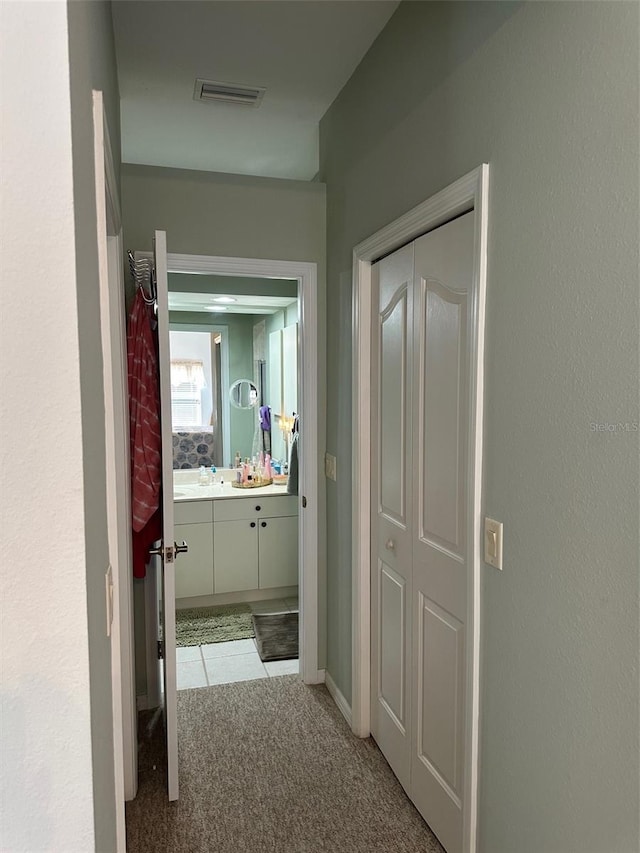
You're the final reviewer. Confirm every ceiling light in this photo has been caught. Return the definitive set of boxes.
[213,296,237,304]
[205,305,227,312]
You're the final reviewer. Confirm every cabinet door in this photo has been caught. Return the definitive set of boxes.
[214,520,259,593]
[174,522,214,599]
[258,515,298,589]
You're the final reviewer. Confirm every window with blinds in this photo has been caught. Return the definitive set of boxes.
[171,359,205,429]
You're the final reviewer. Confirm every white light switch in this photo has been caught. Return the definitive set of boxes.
[325,453,337,481]
[484,518,503,570]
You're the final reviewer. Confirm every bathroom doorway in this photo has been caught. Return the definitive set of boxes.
[139,243,321,801]
[166,273,303,690]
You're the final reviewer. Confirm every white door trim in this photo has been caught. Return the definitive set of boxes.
[93,90,136,851]
[351,165,489,853]
[166,253,321,683]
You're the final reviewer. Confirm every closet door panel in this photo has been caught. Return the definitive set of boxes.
[378,560,406,727]
[421,283,467,555]
[411,211,475,853]
[379,291,408,525]
[370,242,414,795]
[417,594,464,795]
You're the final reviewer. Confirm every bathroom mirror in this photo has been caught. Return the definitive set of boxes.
[229,378,259,410]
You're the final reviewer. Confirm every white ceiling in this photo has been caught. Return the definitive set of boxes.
[168,291,297,315]
[111,0,399,180]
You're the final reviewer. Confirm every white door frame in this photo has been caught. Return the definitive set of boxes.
[93,90,137,852]
[351,165,489,853]
[167,253,321,683]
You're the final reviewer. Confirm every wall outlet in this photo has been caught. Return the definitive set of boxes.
[325,452,337,481]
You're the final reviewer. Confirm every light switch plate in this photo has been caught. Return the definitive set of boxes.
[484,518,503,570]
[325,452,337,481]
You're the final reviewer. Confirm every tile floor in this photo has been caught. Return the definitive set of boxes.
[176,597,299,690]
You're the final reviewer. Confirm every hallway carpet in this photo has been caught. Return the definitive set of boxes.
[126,676,444,853]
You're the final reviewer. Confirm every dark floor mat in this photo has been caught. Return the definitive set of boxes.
[252,611,299,661]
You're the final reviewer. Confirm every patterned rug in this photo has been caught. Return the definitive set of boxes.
[176,604,254,647]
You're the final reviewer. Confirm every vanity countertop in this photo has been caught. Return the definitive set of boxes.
[173,481,291,502]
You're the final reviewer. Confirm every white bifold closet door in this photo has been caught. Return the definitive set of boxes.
[371,211,475,853]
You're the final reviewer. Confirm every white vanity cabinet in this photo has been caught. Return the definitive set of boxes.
[213,495,298,594]
[174,500,214,599]
[174,493,298,601]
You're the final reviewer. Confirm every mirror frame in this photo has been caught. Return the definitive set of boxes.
[229,378,259,410]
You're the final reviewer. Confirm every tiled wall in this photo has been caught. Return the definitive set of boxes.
[173,431,215,469]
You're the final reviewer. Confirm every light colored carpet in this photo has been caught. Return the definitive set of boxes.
[175,603,254,646]
[126,676,444,853]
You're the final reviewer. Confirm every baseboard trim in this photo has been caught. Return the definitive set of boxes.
[304,668,326,685]
[324,670,353,728]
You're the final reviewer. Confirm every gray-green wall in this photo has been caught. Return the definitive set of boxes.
[319,3,639,852]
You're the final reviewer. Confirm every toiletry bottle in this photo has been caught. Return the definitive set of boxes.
[264,454,272,480]
[199,465,208,485]
[234,451,241,468]
[210,466,217,485]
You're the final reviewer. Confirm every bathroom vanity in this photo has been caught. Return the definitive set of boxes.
[173,476,298,603]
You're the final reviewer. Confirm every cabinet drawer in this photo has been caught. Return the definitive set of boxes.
[213,495,298,523]
[174,500,213,525]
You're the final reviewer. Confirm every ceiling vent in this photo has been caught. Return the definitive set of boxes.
[193,79,266,107]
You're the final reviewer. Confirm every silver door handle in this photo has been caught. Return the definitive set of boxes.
[385,539,395,551]
[174,540,189,556]
[148,542,163,557]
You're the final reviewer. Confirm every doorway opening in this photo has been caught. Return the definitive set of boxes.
[166,272,303,688]
[134,248,321,806]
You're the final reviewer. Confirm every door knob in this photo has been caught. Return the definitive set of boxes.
[255,505,261,512]
[261,521,267,528]
[250,522,256,528]
[174,540,188,556]
[385,539,395,551]
[148,542,163,557]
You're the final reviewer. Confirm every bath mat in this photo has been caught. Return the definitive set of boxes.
[252,612,299,662]
[176,604,254,647]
